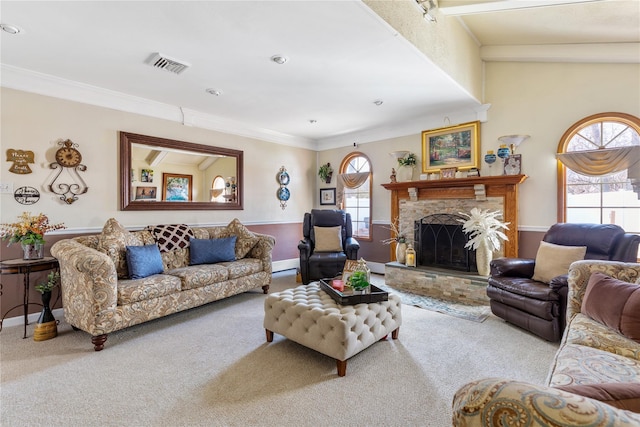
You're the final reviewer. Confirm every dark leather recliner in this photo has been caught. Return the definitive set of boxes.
[298,209,360,284]
[487,223,640,342]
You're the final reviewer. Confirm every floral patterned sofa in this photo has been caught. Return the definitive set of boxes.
[51,218,275,351]
[452,260,640,426]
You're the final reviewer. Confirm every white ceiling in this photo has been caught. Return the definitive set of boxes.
[1,1,638,150]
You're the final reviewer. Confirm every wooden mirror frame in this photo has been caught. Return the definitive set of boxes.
[120,131,243,211]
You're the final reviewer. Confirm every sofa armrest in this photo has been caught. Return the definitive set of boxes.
[50,239,118,332]
[549,274,568,292]
[489,257,535,278]
[452,378,640,427]
[247,232,276,274]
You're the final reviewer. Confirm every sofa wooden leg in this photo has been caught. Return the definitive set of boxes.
[262,285,269,294]
[336,360,347,377]
[392,328,399,339]
[265,329,274,342]
[71,325,80,331]
[92,334,107,351]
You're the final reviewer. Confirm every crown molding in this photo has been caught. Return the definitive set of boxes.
[481,43,640,63]
[1,65,317,150]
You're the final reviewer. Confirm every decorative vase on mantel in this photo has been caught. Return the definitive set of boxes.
[22,242,44,260]
[397,165,414,182]
[33,291,58,341]
[475,241,493,277]
[395,242,407,264]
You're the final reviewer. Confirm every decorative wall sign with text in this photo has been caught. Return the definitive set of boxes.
[48,139,88,204]
[14,186,40,205]
[6,149,35,174]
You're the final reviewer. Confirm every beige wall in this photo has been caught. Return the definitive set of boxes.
[0,88,316,232]
[318,61,640,230]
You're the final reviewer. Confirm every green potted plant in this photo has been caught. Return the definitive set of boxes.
[397,152,417,167]
[318,163,333,184]
[396,153,417,182]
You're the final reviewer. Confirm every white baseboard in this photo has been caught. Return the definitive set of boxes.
[2,308,65,328]
[273,259,299,272]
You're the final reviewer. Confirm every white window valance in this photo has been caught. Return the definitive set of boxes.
[556,146,640,176]
[336,172,369,207]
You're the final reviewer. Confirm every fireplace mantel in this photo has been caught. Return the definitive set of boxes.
[382,174,527,258]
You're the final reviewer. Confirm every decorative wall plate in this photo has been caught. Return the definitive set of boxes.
[277,187,290,201]
[277,170,290,186]
[276,166,290,210]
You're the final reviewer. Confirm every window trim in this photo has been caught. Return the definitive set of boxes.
[556,112,640,222]
[339,151,372,241]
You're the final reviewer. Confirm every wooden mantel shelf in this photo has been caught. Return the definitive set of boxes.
[381,174,528,258]
[381,174,527,191]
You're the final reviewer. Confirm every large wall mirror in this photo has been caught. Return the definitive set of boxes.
[120,131,243,211]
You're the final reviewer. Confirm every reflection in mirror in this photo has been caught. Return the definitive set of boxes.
[120,132,243,211]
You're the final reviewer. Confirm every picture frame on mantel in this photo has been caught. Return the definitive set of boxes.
[421,121,480,173]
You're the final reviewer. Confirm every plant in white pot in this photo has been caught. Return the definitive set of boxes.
[458,208,509,276]
[396,152,417,182]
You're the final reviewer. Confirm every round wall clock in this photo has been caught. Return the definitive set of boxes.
[54,142,83,167]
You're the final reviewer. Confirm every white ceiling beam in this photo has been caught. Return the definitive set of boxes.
[481,42,640,63]
[439,0,605,15]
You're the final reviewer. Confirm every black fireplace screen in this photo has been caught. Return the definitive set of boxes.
[415,214,477,272]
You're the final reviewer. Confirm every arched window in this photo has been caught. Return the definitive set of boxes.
[339,152,372,240]
[557,112,640,233]
[210,176,225,202]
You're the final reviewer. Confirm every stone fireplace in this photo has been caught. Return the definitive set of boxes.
[381,175,527,304]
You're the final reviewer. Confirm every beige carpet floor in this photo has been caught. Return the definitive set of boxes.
[0,270,558,426]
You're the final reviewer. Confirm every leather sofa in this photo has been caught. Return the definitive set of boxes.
[298,209,359,284]
[453,260,640,426]
[51,218,275,351]
[487,223,639,342]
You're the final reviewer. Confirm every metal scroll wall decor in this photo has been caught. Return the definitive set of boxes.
[276,166,290,210]
[47,139,88,204]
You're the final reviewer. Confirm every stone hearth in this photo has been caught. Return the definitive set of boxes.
[385,262,489,305]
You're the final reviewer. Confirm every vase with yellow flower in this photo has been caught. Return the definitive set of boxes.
[0,212,66,260]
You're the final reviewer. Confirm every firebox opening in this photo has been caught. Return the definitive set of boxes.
[416,213,477,272]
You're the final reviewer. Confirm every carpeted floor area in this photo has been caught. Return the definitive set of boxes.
[0,269,558,426]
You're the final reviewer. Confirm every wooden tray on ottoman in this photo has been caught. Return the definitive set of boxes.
[319,279,389,305]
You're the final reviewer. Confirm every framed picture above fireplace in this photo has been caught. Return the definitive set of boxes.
[421,121,480,173]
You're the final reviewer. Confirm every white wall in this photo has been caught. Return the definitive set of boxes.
[0,88,316,233]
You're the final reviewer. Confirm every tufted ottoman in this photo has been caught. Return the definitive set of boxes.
[263,282,402,376]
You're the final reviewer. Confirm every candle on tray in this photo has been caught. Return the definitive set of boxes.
[331,279,344,291]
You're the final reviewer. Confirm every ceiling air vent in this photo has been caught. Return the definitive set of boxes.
[147,52,190,75]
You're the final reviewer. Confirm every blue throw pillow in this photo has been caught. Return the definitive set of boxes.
[190,237,237,265]
[126,245,164,279]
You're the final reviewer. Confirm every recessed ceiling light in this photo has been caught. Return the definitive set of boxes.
[206,88,222,96]
[1,24,22,35]
[271,55,289,65]
[373,100,384,106]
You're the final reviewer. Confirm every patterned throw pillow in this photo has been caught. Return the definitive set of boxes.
[96,218,140,279]
[226,218,259,259]
[148,224,194,253]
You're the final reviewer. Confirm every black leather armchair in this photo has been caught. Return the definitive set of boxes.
[298,209,359,284]
[487,223,640,342]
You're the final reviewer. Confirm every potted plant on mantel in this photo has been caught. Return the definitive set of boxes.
[458,208,510,276]
[318,163,334,184]
[396,152,417,182]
